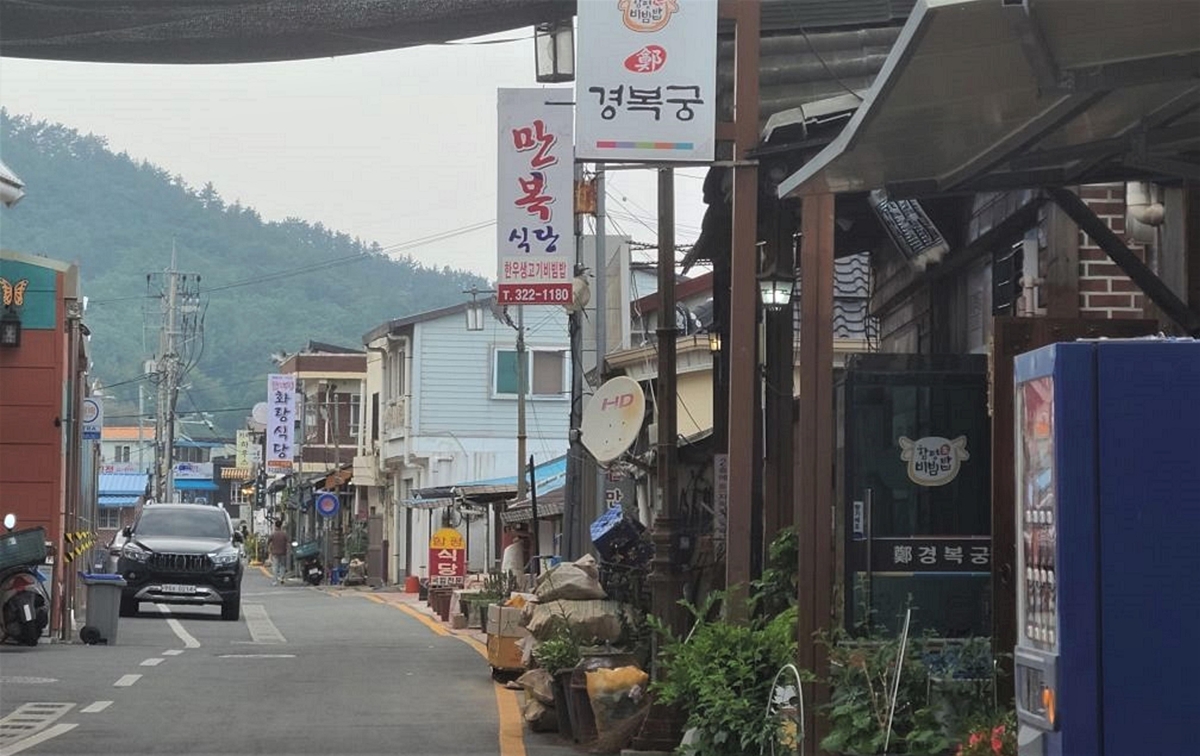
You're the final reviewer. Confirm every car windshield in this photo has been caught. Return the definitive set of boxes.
[135,508,230,539]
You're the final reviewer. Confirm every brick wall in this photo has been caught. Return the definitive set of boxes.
[1078,183,1146,319]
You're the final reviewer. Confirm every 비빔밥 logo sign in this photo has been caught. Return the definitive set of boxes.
[899,435,970,487]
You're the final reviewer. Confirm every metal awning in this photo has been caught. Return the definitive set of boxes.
[98,495,139,508]
[779,0,1200,200]
[402,455,569,508]
[99,472,148,496]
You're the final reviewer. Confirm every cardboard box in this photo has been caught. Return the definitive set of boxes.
[487,633,525,670]
[485,605,524,637]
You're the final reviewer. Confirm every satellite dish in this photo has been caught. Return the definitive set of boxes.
[581,376,646,464]
[252,402,269,425]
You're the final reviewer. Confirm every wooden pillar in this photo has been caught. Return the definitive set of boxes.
[721,0,760,623]
[796,192,836,754]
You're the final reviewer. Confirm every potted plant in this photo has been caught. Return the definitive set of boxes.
[533,620,581,740]
[954,710,1015,756]
[649,592,799,756]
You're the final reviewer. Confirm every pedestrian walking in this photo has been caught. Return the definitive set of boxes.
[268,519,289,585]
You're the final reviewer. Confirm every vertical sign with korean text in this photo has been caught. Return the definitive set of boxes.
[497,88,574,306]
[577,0,717,162]
[236,429,251,468]
[428,527,467,587]
[266,374,295,473]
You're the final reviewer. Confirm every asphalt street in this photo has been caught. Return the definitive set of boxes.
[0,567,581,756]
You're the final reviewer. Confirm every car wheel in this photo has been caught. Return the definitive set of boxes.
[119,596,138,617]
[221,594,241,621]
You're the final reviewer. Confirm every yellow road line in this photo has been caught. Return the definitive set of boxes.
[386,600,525,756]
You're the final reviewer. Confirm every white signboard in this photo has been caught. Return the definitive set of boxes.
[577,0,718,162]
[497,87,574,306]
[172,462,214,480]
[266,374,296,473]
[82,397,103,440]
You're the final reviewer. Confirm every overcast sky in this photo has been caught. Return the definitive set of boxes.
[0,32,706,279]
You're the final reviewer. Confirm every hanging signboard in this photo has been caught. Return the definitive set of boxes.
[265,374,295,473]
[496,87,574,307]
[576,0,718,162]
[82,397,103,440]
[428,527,466,587]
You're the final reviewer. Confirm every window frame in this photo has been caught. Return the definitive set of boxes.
[491,347,568,400]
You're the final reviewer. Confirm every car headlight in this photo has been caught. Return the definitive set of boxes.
[211,551,240,566]
[121,543,149,563]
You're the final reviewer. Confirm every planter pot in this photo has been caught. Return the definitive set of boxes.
[566,666,598,744]
[551,671,574,739]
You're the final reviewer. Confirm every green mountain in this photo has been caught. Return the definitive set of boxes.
[0,109,489,436]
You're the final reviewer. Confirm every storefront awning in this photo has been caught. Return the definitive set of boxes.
[98,495,139,508]
[779,0,1200,200]
[220,467,253,480]
[174,479,219,492]
[402,455,569,508]
[99,472,148,496]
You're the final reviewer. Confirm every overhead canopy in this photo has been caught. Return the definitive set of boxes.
[174,479,219,492]
[0,0,570,64]
[99,472,148,496]
[98,495,139,508]
[404,454,568,508]
[779,0,1200,200]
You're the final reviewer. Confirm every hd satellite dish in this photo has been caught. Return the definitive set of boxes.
[581,376,645,464]
[252,402,269,425]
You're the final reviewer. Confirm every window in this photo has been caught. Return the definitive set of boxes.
[493,348,567,398]
[118,445,131,462]
[387,349,406,401]
[99,508,123,529]
[349,393,362,439]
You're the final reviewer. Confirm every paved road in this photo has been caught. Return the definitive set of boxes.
[0,567,580,756]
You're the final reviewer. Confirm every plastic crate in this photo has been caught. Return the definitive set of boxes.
[0,527,48,571]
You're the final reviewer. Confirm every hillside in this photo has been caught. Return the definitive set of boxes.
[0,109,489,435]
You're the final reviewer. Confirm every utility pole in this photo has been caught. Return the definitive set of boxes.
[148,249,203,502]
[564,165,587,561]
[516,305,528,504]
[593,165,608,526]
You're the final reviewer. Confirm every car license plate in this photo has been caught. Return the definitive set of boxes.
[161,584,197,594]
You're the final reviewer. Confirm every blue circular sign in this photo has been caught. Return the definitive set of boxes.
[315,492,340,518]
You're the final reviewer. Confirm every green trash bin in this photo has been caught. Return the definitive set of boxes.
[79,572,127,645]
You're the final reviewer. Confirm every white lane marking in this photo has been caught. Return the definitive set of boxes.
[216,654,295,659]
[0,677,57,685]
[0,723,78,756]
[80,701,112,714]
[155,604,201,648]
[113,674,142,687]
[140,658,164,667]
[242,604,286,645]
[163,649,184,656]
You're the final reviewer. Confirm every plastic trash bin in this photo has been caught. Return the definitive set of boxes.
[79,572,127,645]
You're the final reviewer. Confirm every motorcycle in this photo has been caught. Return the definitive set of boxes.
[0,513,50,646]
[292,540,324,586]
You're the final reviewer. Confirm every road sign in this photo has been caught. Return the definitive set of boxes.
[428,527,466,587]
[315,492,340,518]
[81,398,102,440]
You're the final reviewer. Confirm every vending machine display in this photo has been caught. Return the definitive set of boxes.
[1012,339,1199,756]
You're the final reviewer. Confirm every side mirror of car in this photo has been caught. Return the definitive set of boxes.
[122,526,133,538]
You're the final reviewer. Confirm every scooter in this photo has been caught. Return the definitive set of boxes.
[292,540,324,586]
[0,513,50,646]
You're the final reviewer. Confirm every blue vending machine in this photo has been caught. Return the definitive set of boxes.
[1013,338,1200,756]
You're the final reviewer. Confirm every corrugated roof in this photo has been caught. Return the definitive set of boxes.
[99,473,148,496]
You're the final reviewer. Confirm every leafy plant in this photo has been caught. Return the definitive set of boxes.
[533,618,581,676]
[816,623,996,755]
[751,527,798,618]
[649,592,798,756]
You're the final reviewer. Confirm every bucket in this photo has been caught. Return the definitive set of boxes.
[404,575,420,593]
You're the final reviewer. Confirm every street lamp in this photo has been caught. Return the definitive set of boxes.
[707,329,722,353]
[465,293,490,332]
[757,270,795,312]
[534,19,575,83]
